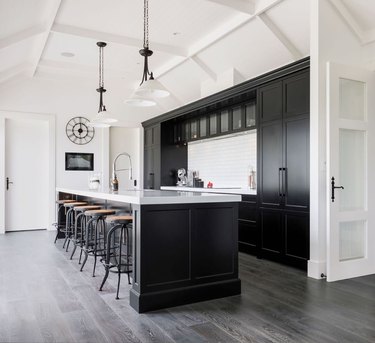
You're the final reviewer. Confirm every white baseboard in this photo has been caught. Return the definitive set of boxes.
[307,259,326,279]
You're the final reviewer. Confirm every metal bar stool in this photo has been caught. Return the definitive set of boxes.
[70,205,102,261]
[99,215,133,299]
[54,199,75,243]
[80,209,116,277]
[62,202,87,250]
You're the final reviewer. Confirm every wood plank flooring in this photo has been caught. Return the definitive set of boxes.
[1,230,375,343]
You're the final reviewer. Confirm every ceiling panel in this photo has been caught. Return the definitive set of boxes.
[41,31,185,82]
[265,0,310,56]
[55,0,240,49]
[196,18,293,81]
[342,0,375,32]
[160,59,208,105]
[0,37,38,72]
[0,0,49,40]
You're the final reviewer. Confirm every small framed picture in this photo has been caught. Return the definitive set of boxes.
[65,152,94,171]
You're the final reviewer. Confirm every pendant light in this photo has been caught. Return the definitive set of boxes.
[124,0,169,106]
[88,42,117,127]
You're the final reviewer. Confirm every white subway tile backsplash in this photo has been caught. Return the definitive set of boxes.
[188,131,256,188]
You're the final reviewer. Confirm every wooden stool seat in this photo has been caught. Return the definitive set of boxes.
[64,202,87,207]
[85,209,116,217]
[56,199,75,204]
[106,215,133,224]
[74,205,102,212]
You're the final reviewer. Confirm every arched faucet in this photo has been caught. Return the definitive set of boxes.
[111,152,132,190]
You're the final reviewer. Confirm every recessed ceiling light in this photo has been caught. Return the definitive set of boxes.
[61,52,75,58]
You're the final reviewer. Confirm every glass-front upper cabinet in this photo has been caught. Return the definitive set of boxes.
[245,102,256,128]
[182,120,189,142]
[199,116,207,138]
[209,113,217,135]
[220,110,229,133]
[232,106,242,130]
[190,119,198,140]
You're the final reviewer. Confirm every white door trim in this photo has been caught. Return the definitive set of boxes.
[0,111,56,234]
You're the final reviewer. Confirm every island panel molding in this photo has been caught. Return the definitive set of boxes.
[57,187,241,312]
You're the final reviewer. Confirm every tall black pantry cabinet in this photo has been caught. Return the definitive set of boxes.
[144,124,161,189]
[258,70,310,269]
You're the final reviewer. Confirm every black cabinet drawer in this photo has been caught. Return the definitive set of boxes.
[239,202,257,222]
[238,220,257,247]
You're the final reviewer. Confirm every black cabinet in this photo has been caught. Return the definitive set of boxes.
[259,209,309,269]
[238,195,257,255]
[144,124,161,189]
[258,81,283,122]
[258,70,309,269]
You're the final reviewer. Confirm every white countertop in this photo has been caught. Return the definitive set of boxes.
[161,186,257,196]
[56,187,241,205]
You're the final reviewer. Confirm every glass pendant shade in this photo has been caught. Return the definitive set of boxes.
[96,110,117,123]
[124,94,156,107]
[88,110,117,128]
[135,78,170,98]
[87,118,110,128]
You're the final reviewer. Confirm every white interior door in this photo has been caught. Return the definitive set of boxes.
[5,117,49,231]
[326,62,375,282]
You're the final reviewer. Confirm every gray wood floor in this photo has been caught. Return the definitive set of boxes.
[1,230,375,343]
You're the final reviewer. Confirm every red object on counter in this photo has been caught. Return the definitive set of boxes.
[207,181,213,188]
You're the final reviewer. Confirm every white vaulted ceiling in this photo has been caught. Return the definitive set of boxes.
[0,0,373,126]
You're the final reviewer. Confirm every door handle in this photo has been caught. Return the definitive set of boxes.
[149,173,154,189]
[331,177,344,202]
[279,168,286,197]
[6,177,13,190]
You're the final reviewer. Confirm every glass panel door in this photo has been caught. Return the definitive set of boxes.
[326,62,375,282]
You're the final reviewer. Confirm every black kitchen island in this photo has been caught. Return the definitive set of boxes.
[56,188,241,313]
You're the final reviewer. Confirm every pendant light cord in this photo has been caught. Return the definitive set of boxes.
[99,45,104,88]
[97,42,106,112]
[143,0,149,49]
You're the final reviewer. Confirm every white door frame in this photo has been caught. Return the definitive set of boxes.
[0,111,56,234]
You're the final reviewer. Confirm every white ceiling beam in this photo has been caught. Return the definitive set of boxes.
[328,0,365,44]
[204,0,255,15]
[51,24,188,57]
[0,63,32,84]
[155,0,284,79]
[190,56,217,81]
[0,25,46,51]
[257,13,302,60]
[29,0,62,77]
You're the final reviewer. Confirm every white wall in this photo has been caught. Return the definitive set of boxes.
[188,130,256,188]
[109,127,141,190]
[309,0,370,278]
[56,112,109,189]
[0,77,110,189]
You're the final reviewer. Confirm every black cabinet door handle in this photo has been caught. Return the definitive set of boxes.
[331,177,344,202]
[282,168,286,197]
[279,168,282,196]
[149,173,154,189]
